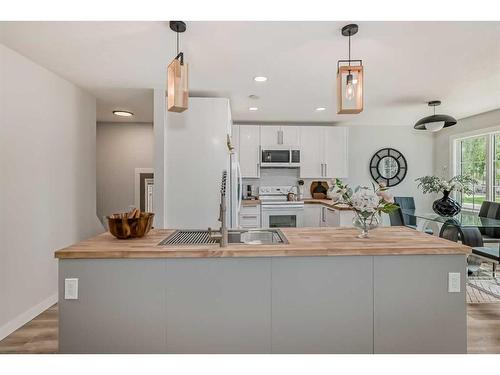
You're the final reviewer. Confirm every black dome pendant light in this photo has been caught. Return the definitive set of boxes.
[414,100,457,131]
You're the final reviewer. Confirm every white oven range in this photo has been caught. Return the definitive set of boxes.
[259,186,304,228]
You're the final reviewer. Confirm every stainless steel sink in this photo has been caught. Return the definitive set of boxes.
[228,229,288,245]
[159,229,288,246]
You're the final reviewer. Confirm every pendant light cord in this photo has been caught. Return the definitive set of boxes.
[175,29,184,65]
[348,32,351,66]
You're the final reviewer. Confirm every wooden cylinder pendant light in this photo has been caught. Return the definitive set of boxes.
[167,21,188,113]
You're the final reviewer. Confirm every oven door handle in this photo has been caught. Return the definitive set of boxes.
[261,205,305,210]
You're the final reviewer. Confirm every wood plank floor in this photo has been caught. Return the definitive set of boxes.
[0,303,499,354]
[0,304,58,354]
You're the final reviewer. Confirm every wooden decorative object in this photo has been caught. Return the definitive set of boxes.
[310,181,330,199]
[167,58,188,112]
[107,211,155,239]
[337,64,363,114]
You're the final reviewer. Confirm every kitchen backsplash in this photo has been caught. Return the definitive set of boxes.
[242,168,338,199]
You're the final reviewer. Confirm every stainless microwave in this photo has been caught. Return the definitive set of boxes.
[261,147,300,168]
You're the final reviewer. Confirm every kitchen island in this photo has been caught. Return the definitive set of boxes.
[55,227,470,354]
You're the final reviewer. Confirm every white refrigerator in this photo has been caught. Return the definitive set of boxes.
[166,97,241,229]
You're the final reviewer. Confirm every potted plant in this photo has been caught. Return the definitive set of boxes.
[333,179,398,238]
[415,175,477,217]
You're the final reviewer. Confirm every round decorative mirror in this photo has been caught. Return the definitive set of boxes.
[370,148,407,187]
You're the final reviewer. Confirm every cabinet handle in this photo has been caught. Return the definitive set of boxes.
[241,215,258,219]
[325,163,328,177]
[321,163,324,177]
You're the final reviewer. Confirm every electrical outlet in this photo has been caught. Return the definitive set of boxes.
[448,272,461,293]
[64,278,79,300]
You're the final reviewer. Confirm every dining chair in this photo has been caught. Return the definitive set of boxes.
[478,201,500,244]
[394,196,417,228]
[391,196,434,235]
[388,206,405,226]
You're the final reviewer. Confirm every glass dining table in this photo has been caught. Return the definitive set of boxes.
[401,209,500,300]
[400,209,500,247]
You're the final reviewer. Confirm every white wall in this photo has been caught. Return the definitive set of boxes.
[0,44,103,339]
[434,108,500,178]
[346,126,435,210]
[96,122,154,222]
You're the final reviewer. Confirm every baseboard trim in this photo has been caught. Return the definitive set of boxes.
[0,292,58,341]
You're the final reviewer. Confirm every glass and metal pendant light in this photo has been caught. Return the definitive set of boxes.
[167,21,188,112]
[414,100,457,131]
[337,24,363,114]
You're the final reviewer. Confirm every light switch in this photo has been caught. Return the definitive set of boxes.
[448,272,461,293]
[64,278,79,300]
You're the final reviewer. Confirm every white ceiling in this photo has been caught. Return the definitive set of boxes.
[1,21,499,125]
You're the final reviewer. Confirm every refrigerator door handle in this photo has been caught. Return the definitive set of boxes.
[237,160,243,214]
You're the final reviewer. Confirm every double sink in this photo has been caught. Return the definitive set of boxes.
[160,229,288,246]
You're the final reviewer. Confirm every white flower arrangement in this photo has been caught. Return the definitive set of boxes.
[333,179,398,219]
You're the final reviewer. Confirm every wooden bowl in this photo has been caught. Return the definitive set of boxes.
[310,181,330,200]
[107,212,154,239]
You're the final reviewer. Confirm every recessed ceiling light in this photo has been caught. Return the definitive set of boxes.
[254,76,268,82]
[315,107,326,111]
[113,110,134,117]
[249,107,259,111]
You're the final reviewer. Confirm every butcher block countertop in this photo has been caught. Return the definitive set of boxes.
[54,227,470,259]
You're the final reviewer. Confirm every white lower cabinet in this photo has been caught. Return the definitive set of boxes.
[324,207,340,227]
[239,205,261,229]
[303,205,321,227]
[304,204,354,227]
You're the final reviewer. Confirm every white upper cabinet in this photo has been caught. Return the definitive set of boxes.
[260,126,282,147]
[260,126,300,147]
[299,126,323,178]
[323,127,348,178]
[299,126,348,179]
[237,125,260,178]
[281,126,300,146]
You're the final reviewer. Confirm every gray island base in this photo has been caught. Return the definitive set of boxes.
[58,257,466,353]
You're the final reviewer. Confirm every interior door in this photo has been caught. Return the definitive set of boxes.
[299,126,323,178]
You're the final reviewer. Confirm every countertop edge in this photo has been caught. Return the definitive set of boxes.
[54,227,471,259]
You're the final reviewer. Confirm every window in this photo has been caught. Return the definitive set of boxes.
[456,135,487,210]
[454,130,500,211]
[494,134,500,202]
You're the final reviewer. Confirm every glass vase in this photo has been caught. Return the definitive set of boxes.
[352,214,380,238]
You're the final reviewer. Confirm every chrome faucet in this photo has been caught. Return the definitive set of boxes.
[209,170,228,247]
